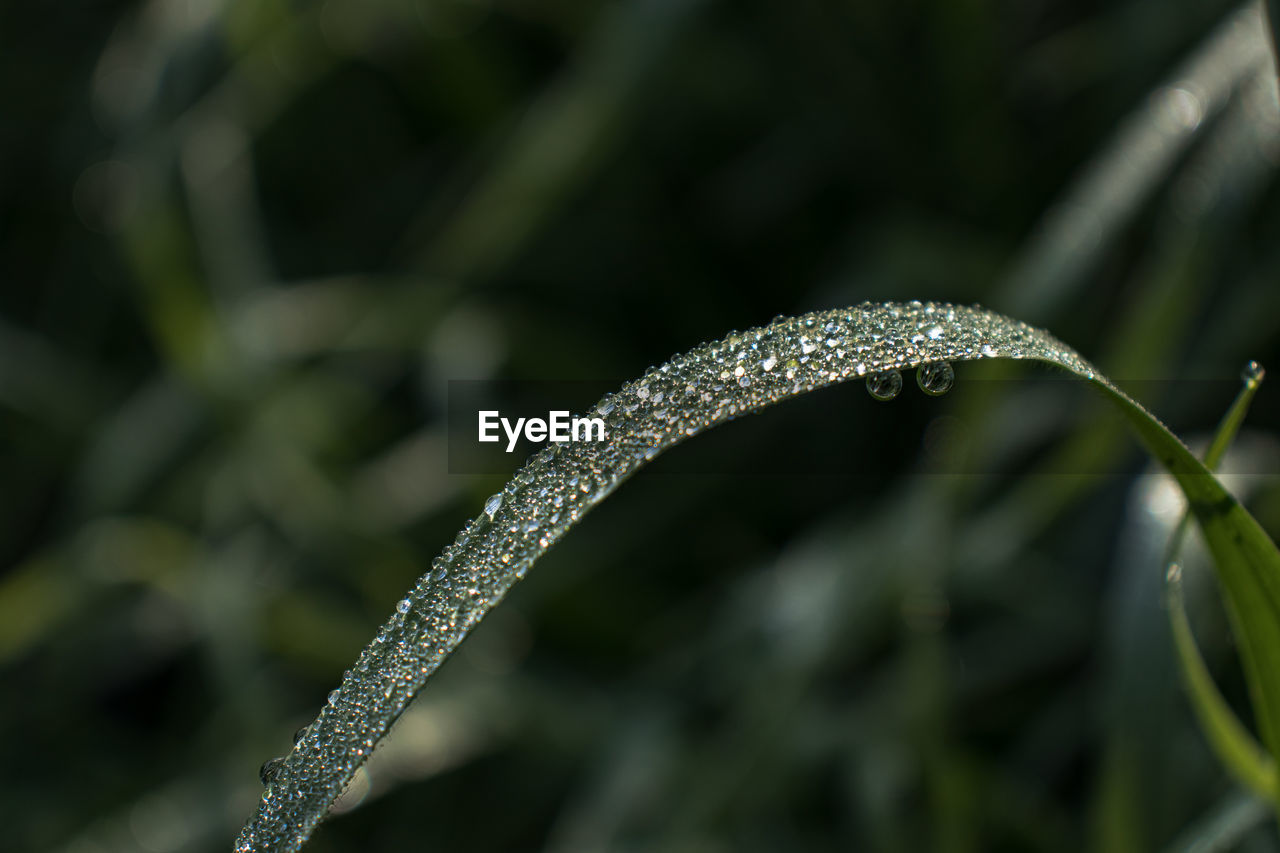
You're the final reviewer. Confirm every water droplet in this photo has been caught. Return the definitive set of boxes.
[1242,360,1265,384]
[293,727,307,745]
[916,362,955,396]
[866,370,903,401]
[761,354,777,371]
[800,337,817,354]
[260,757,285,786]
[484,494,502,518]
[327,689,340,706]
[396,598,411,615]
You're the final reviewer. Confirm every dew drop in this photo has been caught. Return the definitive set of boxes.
[483,494,502,518]
[396,598,411,615]
[866,370,903,401]
[1242,360,1265,384]
[916,362,955,396]
[260,756,285,786]
[293,727,307,745]
[327,689,340,706]
[761,354,777,371]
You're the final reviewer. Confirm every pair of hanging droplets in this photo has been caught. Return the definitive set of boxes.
[866,362,955,401]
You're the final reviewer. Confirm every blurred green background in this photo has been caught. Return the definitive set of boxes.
[4,0,1280,851]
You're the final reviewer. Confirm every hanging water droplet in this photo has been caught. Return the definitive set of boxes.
[396,598,411,615]
[866,370,903,401]
[1241,360,1265,384]
[327,689,340,706]
[483,494,502,518]
[916,362,955,396]
[260,757,285,786]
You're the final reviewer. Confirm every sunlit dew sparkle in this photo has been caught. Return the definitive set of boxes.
[236,300,1106,853]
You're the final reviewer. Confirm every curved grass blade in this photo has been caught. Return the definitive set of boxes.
[1001,0,1273,320]
[1162,790,1270,853]
[1168,562,1277,799]
[1267,0,1280,82]
[235,301,1280,852]
[1091,366,1280,822]
[1165,361,1276,799]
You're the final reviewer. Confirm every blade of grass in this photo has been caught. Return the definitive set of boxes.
[1092,365,1280,817]
[236,301,1280,852]
[1161,789,1270,853]
[1168,562,1277,798]
[1265,0,1280,82]
[1000,0,1272,321]
[1164,361,1276,799]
